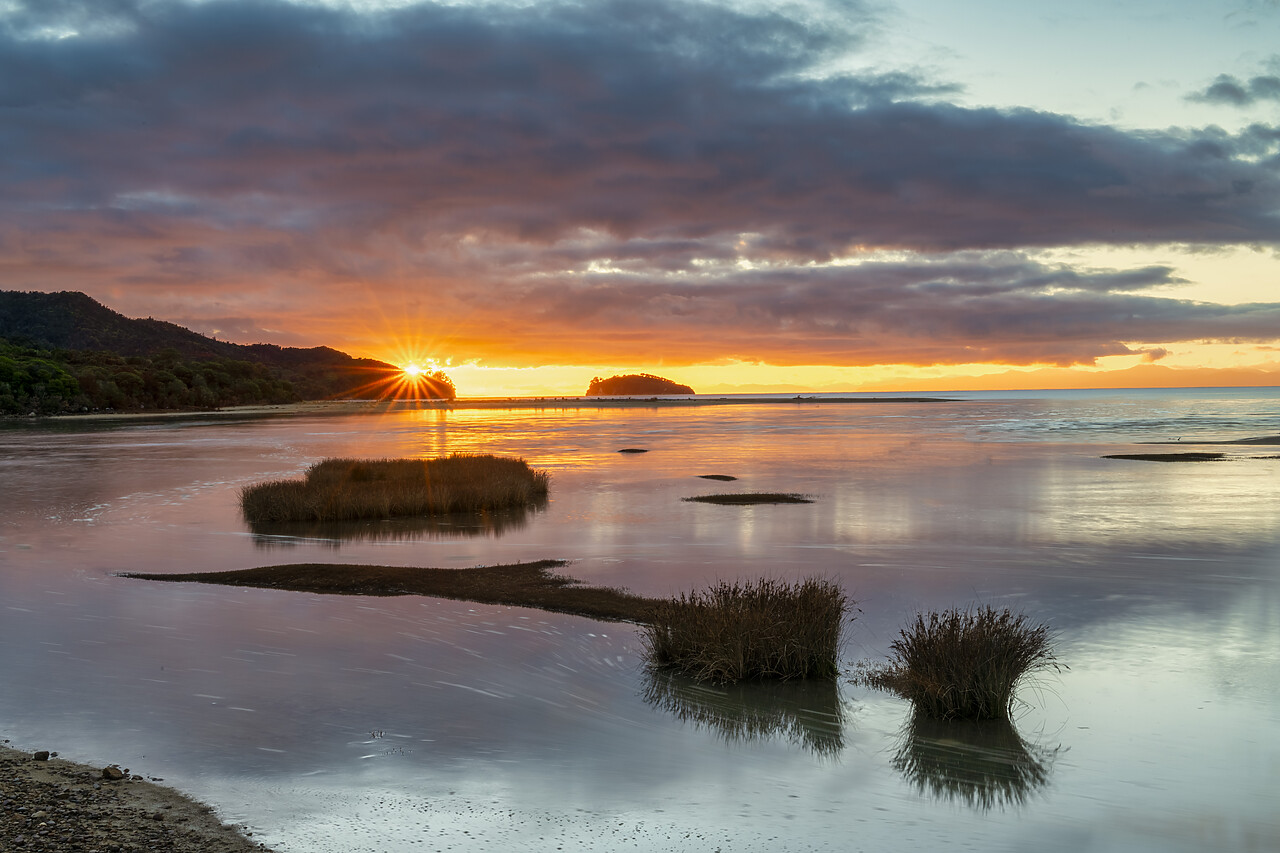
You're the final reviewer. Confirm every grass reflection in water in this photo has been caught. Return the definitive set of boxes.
[891,711,1062,810]
[245,501,546,548]
[641,669,846,758]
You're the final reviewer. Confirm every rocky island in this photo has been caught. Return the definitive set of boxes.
[586,373,694,395]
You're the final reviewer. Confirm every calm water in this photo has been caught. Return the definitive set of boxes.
[2,389,1279,852]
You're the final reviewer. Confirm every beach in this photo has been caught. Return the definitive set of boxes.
[1,743,270,852]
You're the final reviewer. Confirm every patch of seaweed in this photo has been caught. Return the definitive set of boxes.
[1102,452,1226,462]
[683,493,812,505]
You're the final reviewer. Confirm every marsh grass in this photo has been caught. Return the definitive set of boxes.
[240,454,549,524]
[641,669,845,757]
[856,606,1063,720]
[683,493,812,505]
[890,710,1059,810]
[640,577,850,683]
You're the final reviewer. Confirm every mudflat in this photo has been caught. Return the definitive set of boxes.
[121,560,656,623]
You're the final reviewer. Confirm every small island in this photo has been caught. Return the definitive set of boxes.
[586,373,694,396]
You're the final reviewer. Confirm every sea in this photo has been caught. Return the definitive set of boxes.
[2,387,1278,852]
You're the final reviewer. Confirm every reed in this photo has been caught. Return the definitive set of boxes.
[639,577,850,683]
[239,455,550,524]
[857,606,1063,721]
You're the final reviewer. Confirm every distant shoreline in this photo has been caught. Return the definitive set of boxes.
[5,394,959,423]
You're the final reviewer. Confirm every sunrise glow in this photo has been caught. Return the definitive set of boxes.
[4,0,1279,397]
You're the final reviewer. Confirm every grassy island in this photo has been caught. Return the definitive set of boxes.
[239,454,549,524]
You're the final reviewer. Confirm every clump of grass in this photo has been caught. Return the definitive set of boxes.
[240,454,550,524]
[856,606,1063,720]
[683,493,812,505]
[640,577,851,683]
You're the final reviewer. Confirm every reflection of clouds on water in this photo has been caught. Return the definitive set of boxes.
[640,670,846,757]
[246,500,547,548]
[890,710,1061,810]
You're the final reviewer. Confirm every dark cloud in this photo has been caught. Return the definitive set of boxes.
[2,0,1280,368]
[1187,73,1280,107]
[474,253,1280,366]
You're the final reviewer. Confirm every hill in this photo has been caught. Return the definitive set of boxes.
[0,291,454,414]
[586,373,694,395]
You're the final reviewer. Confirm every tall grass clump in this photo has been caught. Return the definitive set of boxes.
[859,606,1063,721]
[240,454,550,524]
[640,577,851,683]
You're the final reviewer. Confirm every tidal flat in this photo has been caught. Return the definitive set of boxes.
[2,388,1279,852]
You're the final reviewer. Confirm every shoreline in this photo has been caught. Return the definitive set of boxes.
[0,742,271,852]
[4,394,959,424]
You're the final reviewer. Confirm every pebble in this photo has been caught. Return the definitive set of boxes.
[1,744,274,853]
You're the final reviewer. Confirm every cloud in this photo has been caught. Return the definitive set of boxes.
[2,0,1280,370]
[1187,72,1280,107]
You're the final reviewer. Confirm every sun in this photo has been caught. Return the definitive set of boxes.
[402,362,425,378]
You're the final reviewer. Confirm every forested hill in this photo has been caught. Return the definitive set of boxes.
[0,290,240,359]
[0,290,453,414]
[586,373,695,395]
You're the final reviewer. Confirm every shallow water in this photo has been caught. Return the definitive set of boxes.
[2,389,1279,851]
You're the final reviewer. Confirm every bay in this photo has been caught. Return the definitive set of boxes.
[2,388,1278,852]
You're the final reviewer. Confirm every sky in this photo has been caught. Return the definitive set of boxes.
[2,0,1279,396]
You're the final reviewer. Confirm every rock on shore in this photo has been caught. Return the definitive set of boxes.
[1,742,271,853]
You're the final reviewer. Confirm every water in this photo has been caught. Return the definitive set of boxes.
[2,389,1279,851]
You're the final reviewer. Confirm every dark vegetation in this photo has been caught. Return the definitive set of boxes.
[1,339,297,414]
[855,606,1063,721]
[0,290,453,415]
[586,373,694,395]
[639,577,850,683]
[1102,452,1226,462]
[239,455,549,524]
[641,670,845,756]
[122,560,654,623]
[889,711,1059,810]
[684,493,813,504]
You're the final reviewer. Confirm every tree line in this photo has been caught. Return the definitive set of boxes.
[1,340,298,415]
